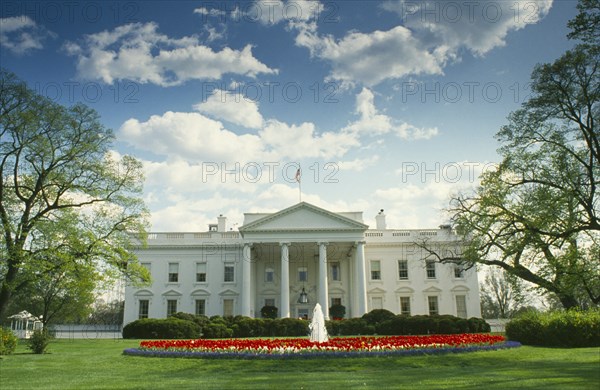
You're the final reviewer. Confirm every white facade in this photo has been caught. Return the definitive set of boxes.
[123,202,481,326]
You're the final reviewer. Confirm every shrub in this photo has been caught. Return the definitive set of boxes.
[203,323,233,339]
[339,318,374,335]
[362,309,395,325]
[506,309,600,347]
[260,305,278,319]
[232,317,264,338]
[122,318,201,339]
[325,320,342,336]
[329,304,346,319]
[272,318,309,337]
[0,327,18,355]
[28,329,52,354]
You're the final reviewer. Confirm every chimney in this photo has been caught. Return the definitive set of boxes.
[375,209,387,230]
[217,214,227,232]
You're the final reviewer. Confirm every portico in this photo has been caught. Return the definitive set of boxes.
[123,202,483,326]
[238,202,368,319]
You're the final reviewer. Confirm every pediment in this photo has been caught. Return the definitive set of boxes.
[134,289,154,297]
[423,286,442,293]
[191,288,211,296]
[162,289,182,297]
[451,285,470,292]
[239,202,368,233]
[219,289,239,296]
[368,287,387,294]
[395,287,415,294]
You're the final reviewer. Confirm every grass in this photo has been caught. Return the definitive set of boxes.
[0,338,598,389]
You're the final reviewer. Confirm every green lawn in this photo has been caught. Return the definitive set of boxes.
[0,339,598,389]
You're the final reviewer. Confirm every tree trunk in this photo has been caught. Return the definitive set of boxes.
[556,293,580,309]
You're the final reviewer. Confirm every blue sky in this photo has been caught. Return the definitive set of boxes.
[0,0,579,231]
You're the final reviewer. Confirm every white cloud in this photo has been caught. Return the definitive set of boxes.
[120,111,265,162]
[64,22,277,86]
[382,0,554,55]
[236,0,323,26]
[295,25,447,87]
[259,119,359,159]
[294,0,552,86]
[0,16,54,55]
[194,90,264,129]
[337,156,380,172]
[344,88,439,140]
[193,7,227,17]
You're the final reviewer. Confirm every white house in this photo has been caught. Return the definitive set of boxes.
[123,202,481,326]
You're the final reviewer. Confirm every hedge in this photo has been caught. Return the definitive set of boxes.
[123,318,201,339]
[124,312,489,339]
[505,309,600,347]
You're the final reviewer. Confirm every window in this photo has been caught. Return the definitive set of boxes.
[398,260,409,280]
[428,296,439,315]
[426,260,436,279]
[264,298,275,307]
[454,264,465,278]
[330,262,341,281]
[456,295,467,318]
[331,297,342,306]
[195,299,206,316]
[298,266,308,282]
[223,299,234,317]
[372,297,383,310]
[265,267,274,283]
[400,297,411,315]
[196,262,207,282]
[141,262,151,271]
[297,308,309,319]
[138,299,149,319]
[370,260,381,280]
[224,263,235,282]
[168,262,179,282]
[167,299,178,316]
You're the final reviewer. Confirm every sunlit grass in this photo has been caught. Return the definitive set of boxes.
[0,338,598,389]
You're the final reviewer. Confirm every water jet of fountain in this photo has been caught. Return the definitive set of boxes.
[309,303,329,343]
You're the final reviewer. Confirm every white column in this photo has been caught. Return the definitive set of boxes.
[280,242,290,318]
[318,242,329,320]
[242,243,252,317]
[355,241,367,316]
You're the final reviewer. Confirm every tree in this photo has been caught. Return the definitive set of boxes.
[421,0,599,309]
[479,268,529,319]
[0,69,150,321]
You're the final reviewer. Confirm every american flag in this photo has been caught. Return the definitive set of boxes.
[295,168,301,183]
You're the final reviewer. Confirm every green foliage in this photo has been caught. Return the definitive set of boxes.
[506,309,600,347]
[0,69,149,320]
[260,305,278,319]
[329,304,346,319]
[28,329,52,354]
[0,327,18,355]
[338,318,374,335]
[122,318,201,339]
[427,2,600,310]
[362,309,395,325]
[125,313,489,339]
[203,322,233,339]
[378,315,487,335]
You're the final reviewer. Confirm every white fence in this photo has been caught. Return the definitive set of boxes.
[49,324,122,339]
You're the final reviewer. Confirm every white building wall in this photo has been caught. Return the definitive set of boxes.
[124,215,481,325]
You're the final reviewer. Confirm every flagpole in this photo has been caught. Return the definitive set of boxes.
[295,168,302,203]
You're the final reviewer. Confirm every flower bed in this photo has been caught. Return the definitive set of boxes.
[123,333,520,359]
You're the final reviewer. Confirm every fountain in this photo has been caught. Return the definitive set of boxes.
[308,303,329,343]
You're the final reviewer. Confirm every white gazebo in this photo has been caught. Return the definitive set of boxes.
[8,311,43,339]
